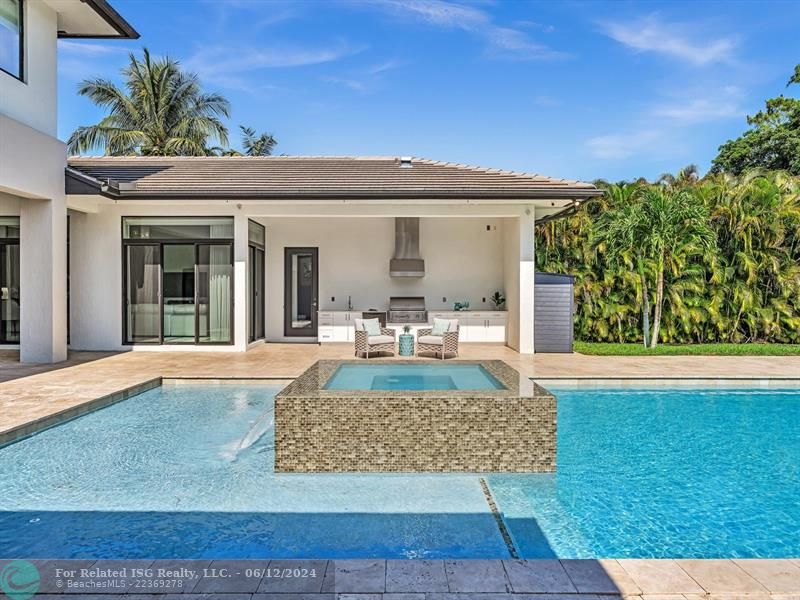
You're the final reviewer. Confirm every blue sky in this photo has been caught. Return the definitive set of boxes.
[57,0,800,182]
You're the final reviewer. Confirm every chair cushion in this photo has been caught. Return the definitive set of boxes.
[368,335,394,345]
[418,335,444,345]
[431,318,450,336]
[363,318,381,336]
[352,318,364,331]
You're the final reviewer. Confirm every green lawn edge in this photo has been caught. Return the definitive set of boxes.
[574,342,800,356]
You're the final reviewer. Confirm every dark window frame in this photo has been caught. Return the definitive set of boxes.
[248,220,266,343]
[121,217,235,346]
[0,0,25,82]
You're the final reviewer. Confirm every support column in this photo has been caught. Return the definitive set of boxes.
[519,210,536,354]
[20,195,67,363]
[233,212,249,351]
[503,211,535,354]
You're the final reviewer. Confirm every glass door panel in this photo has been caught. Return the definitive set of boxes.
[284,248,318,337]
[162,244,196,343]
[125,244,160,343]
[0,243,20,343]
[197,244,232,343]
[254,248,265,340]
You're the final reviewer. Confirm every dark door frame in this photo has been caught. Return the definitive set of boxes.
[0,238,21,344]
[248,244,265,342]
[284,247,318,337]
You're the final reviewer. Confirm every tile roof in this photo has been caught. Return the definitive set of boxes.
[66,156,602,200]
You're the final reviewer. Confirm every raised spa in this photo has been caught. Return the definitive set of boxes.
[323,363,505,391]
[274,360,557,473]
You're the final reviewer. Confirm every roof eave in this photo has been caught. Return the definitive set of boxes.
[57,0,139,40]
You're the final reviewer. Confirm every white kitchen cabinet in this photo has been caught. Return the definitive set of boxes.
[318,311,356,342]
[427,311,506,343]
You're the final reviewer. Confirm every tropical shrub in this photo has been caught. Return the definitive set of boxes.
[536,171,800,344]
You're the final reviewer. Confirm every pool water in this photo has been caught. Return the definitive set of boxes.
[0,384,798,558]
[323,363,505,390]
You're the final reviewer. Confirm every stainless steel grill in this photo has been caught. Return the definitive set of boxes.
[388,296,427,324]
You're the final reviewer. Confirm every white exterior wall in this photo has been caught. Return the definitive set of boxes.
[68,204,247,351]
[261,217,506,342]
[502,213,536,354]
[0,0,58,137]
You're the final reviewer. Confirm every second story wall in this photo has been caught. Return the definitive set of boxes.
[0,0,58,137]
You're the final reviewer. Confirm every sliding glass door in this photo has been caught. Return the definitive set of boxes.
[0,217,20,344]
[122,217,233,345]
[124,244,161,343]
[197,244,233,343]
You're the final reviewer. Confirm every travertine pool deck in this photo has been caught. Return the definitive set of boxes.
[7,558,800,598]
[1,343,799,445]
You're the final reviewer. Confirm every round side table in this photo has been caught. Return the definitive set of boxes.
[398,333,415,356]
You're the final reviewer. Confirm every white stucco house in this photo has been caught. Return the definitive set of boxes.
[1,1,601,364]
[0,0,137,362]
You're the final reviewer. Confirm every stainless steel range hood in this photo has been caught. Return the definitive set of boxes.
[390,217,425,277]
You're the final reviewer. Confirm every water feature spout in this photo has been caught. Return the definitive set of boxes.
[235,408,275,455]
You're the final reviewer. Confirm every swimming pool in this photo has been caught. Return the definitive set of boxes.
[0,384,797,558]
[323,363,505,390]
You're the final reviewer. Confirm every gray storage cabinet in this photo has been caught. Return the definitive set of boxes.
[534,272,574,353]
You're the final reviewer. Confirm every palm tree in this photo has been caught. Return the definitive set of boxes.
[596,188,654,347]
[68,48,230,156]
[240,126,277,156]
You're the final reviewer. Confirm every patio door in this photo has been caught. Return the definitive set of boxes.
[249,244,265,342]
[284,247,318,337]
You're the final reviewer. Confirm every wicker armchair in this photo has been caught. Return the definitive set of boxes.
[417,320,460,359]
[353,318,396,358]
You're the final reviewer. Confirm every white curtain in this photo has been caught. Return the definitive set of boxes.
[208,245,231,341]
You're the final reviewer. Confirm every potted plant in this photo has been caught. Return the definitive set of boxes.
[490,291,505,310]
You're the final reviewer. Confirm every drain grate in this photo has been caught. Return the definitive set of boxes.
[479,477,519,559]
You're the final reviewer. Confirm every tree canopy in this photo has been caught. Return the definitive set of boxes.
[711,64,800,175]
[68,49,230,156]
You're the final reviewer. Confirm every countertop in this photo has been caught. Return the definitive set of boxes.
[319,308,507,313]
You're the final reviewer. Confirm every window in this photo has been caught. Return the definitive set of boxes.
[123,216,234,240]
[122,217,234,345]
[0,0,23,80]
[0,217,20,344]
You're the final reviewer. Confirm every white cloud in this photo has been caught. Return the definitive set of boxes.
[183,41,366,91]
[58,40,129,56]
[651,85,745,123]
[600,15,736,66]
[366,0,565,60]
[322,75,367,92]
[585,130,661,160]
[652,98,742,123]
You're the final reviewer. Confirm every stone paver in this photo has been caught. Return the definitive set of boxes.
[256,560,328,593]
[560,559,627,594]
[503,560,576,593]
[444,560,511,592]
[334,560,386,594]
[9,559,800,598]
[597,559,643,596]
[616,560,704,595]
[733,560,800,594]
[190,560,268,594]
[386,560,448,593]
[676,559,768,594]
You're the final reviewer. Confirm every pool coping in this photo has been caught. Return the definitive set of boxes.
[0,377,162,449]
[278,359,548,399]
